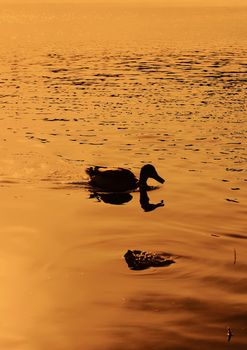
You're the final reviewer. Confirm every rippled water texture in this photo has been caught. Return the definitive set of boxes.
[0,3,246,350]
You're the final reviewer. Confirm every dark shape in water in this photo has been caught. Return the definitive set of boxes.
[227,327,233,342]
[89,192,133,205]
[124,250,175,270]
[86,164,164,192]
[139,187,164,212]
[89,186,164,212]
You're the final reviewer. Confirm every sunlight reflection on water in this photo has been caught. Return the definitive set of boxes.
[0,3,246,350]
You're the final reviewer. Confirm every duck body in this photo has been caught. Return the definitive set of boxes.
[86,164,164,192]
[86,166,138,192]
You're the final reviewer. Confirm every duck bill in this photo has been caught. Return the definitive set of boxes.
[152,173,165,184]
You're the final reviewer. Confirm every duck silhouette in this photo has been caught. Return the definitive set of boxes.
[86,164,164,192]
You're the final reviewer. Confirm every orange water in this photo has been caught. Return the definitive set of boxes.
[0,3,246,350]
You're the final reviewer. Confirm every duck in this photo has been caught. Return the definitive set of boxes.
[86,164,164,192]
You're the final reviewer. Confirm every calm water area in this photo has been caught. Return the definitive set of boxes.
[0,3,246,349]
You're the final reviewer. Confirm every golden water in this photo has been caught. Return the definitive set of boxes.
[0,3,246,349]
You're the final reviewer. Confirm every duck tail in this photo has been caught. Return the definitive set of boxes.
[86,166,96,177]
[85,166,101,177]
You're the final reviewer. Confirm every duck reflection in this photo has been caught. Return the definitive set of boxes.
[139,187,164,212]
[89,187,164,212]
[89,192,133,205]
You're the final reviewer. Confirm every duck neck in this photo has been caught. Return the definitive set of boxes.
[139,173,148,188]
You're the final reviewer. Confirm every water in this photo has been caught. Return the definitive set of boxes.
[0,3,246,350]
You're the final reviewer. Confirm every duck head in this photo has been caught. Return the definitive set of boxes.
[139,164,165,188]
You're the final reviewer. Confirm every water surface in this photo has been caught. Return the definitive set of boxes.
[0,3,246,350]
